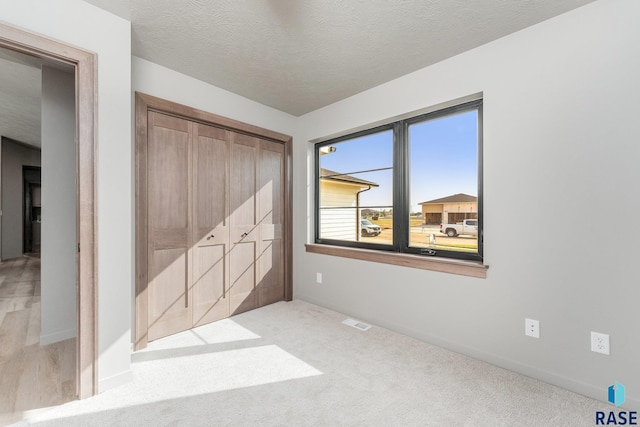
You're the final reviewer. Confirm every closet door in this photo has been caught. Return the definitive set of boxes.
[229,133,259,314]
[147,112,192,340]
[258,139,285,306]
[192,123,231,326]
[140,104,288,348]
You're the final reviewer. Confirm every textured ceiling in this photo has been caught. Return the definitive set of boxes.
[0,50,41,147]
[0,49,73,148]
[83,0,597,116]
[0,0,599,145]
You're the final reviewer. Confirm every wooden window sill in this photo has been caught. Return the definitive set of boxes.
[305,244,488,279]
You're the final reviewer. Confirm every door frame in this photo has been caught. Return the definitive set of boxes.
[135,92,293,350]
[0,23,98,398]
[23,165,42,254]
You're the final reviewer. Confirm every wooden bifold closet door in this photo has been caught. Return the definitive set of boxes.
[146,111,285,342]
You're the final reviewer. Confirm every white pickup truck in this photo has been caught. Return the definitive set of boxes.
[440,219,478,237]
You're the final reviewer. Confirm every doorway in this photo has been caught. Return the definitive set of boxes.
[0,22,97,400]
[0,49,76,422]
[23,166,42,255]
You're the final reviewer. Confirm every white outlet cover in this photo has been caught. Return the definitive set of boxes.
[525,318,540,338]
[316,272,322,284]
[591,331,610,355]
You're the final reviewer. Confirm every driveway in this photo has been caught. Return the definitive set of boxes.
[360,225,477,252]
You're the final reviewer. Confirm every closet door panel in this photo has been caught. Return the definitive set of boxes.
[192,244,226,325]
[229,241,257,314]
[257,140,285,307]
[149,249,190,339]
[229,134,258,314]
[192,124,230,326]
[147,112,192,341]
[258,239,283,307]
[231,140,257,228]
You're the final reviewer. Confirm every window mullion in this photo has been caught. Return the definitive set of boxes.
[314,143,321,242]
[392,121,408,252]
[477,103,484,259]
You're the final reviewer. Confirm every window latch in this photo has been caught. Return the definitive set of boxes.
[421,248,437,256]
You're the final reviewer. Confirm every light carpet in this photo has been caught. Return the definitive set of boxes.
[11,300,612,426]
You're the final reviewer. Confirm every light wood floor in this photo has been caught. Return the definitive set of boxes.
[0,256,75,425]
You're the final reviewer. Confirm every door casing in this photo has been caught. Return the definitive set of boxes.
[0,22,98,399]
[135,92,293,350]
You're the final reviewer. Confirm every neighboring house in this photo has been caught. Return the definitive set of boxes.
[419,193,477,224]
[319,168,378,240]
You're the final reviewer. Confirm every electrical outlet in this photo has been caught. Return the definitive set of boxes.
[525,318,540,338]
[316,272,322,284]
[591,331,610,355]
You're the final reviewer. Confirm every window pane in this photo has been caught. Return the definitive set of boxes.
[318,130,393,244]
[408,110,479,254]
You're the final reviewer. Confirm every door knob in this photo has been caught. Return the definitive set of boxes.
[206,234,215,240]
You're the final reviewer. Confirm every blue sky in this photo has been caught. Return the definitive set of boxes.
[320,110,478,213]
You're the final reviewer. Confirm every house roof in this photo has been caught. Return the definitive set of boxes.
[419,193,477,205]
[320,168,379,187]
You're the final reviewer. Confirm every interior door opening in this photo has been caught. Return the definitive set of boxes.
[0,21,98,411]
[23,166,42,255]
[0,48,78,421]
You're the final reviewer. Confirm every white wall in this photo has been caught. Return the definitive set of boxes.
[4,0,637,409]
[295,0,640,408]
[40,65,76,345]
[0,0,133,391]
[0,138,40,260]
[132,57,297,137]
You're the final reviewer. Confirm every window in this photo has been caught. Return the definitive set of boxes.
[315,99,482,262]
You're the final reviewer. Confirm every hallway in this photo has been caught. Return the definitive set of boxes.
[0,256,75,425]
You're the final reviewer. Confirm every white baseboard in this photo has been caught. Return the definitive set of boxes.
[99,369,133,393]
[382,316,640,410]
[297,296,640,411]
[40,328,76,346]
